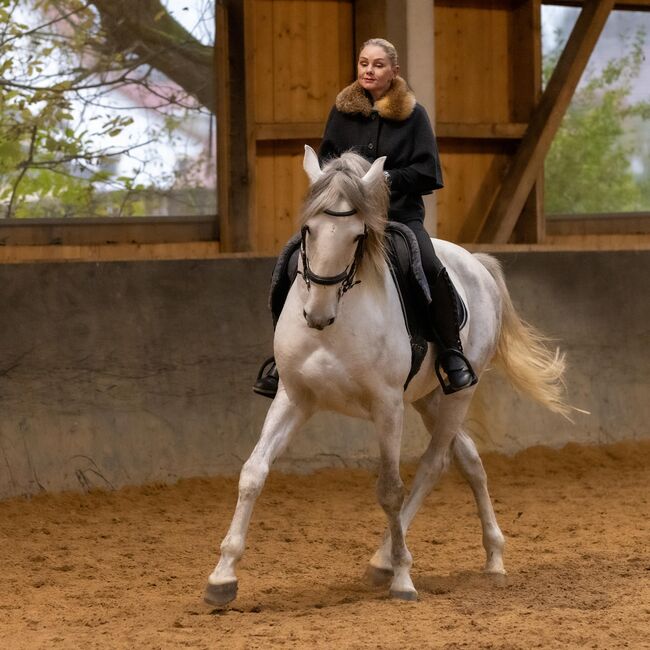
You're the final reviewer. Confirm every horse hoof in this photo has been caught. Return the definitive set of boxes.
[483,570,507,587]
[484,566,507,576]
[204,580,238,606]
[389,588,418,602]
[364,565,393,587]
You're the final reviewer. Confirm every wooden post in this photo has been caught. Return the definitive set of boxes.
[511,0,544,244]
[218,0,252,252]
[216,1,230,249]
[478,0,614,244]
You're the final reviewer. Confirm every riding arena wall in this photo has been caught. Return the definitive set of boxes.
[0,249,648,498]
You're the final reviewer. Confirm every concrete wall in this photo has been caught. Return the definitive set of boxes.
[1,250,648,498]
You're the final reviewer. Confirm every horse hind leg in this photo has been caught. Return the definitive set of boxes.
[453,430,506,574]
[204,389,312,606]
[366,390,469,582]
[366,435,454,583]
[367,392,506,581]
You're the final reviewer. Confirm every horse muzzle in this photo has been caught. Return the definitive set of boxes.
[303,308,336,330]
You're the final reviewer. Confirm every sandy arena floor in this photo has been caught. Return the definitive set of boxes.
[1,440,649,649]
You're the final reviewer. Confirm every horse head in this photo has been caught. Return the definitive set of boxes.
[299,145,388,330]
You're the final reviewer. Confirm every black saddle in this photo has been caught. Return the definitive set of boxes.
[384,223,467,389]
[268,225,468,390]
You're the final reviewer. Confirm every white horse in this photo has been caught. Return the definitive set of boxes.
[205,146,569,604]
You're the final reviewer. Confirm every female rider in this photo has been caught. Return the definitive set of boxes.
[254,38,476,397]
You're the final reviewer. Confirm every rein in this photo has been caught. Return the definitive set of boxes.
[298,208,367,297]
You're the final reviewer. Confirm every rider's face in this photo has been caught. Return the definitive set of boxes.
[357,45,398,101]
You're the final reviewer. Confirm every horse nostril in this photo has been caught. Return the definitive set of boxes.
[303,309,308,321]
[327,317,335,326]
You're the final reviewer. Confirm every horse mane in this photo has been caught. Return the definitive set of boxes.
[300,152,389,276]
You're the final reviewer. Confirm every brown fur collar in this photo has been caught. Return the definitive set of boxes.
[335,76,416,121]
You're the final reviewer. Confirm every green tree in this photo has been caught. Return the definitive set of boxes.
[0,0,214,219]
[544,28,650,214]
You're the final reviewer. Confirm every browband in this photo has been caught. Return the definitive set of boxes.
[323,208,358,217]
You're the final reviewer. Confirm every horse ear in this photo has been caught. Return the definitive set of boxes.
[361,156,387,188]
[303,145,323,185]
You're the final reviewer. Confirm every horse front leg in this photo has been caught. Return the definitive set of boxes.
[373,397,417,601]
[204,388,312,606]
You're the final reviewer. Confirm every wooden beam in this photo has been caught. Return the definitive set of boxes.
[436,122,528,139]
[0,217,217,246]
[511,0,544,244]
[255,122,323,141]
[546,212,650,235]
[0,242,222,264]
[479,0,615,243]
[547,0,650,10]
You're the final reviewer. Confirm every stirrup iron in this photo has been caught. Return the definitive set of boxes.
[252,357,279,398]
[434,348,478,395]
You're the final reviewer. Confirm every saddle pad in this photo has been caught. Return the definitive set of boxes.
[385,223,468,335]
[269,232,302,324]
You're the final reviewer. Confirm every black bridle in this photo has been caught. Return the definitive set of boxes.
[299,208,367,297]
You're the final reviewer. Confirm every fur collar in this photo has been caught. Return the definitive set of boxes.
[335,76,416,121]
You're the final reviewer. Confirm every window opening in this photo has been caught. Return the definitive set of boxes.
[0,0,216,220]
[542,5,650,217]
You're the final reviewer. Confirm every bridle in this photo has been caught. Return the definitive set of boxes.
[298,207,368,298]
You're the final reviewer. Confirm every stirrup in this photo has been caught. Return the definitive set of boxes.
[434,348,478,395]
[252,357,279,398]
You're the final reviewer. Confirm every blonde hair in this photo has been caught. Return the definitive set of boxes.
[361,38,399,68]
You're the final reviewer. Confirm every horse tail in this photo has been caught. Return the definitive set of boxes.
[473,253,572,419]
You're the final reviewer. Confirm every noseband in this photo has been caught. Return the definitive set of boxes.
[299,208,367,297]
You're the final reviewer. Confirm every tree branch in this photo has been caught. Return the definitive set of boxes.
[22,139,156,169]
[87,0,215,113]
[6,125,38,219]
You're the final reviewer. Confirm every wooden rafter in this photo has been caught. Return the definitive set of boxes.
[478,0,615,243]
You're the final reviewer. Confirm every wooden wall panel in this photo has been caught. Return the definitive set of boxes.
[435,1,513,124]
[437,141,516,242]
[254,142,276,251]
[252,0,353,125]
[254,139,321,253]
[252,0,274,124]
[434,0,542,243]
[250,0,354,253]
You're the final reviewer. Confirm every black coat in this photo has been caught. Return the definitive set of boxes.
[319,77,443,223]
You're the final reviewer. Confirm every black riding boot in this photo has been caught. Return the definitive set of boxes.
[429,268,478,394]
